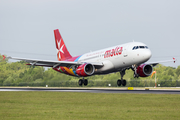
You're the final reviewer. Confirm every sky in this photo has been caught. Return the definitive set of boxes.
[0,0,180,68]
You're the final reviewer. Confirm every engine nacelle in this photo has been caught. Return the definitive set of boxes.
[76,63,95,77]
[136,64,153,77]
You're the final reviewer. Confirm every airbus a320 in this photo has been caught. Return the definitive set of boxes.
[3,29,176,86]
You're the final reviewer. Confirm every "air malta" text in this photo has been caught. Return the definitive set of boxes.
[104,47,123,58]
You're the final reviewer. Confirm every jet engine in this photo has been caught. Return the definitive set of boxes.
[76,63,95,77]
[136,64,153,77]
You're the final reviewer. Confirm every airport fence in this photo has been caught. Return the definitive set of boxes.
[1,80,180,87]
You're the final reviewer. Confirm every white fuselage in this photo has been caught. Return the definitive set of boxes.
[77,42,152,74]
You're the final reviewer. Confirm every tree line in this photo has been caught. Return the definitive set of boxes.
[0,54,180,87]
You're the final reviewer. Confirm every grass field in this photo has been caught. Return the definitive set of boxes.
[0,92,180,120]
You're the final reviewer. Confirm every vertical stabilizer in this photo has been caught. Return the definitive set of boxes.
[54,29,72,61]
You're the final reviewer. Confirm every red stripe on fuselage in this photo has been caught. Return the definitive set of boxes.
[65,55,81,62]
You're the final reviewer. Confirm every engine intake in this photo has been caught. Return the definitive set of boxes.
[76,63,95,77]
[136,64,153,77]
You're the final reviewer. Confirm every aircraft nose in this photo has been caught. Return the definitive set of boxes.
[144,49,152,61]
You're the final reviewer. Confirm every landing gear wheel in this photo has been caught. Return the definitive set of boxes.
[117,79,121,86]
[78,79,83,86]
[117,70,127,86]
[84,79,88,86]
[122,79,126,86]
[134,74,136,78]
[134,73,139,78]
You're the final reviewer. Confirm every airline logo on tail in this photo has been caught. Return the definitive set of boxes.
[54,29,72,61]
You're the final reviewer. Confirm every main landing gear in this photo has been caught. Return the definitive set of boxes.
[78,78,88,86]
[117,70,127,86]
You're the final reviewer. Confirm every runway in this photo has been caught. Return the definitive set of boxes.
[0,87,180,94]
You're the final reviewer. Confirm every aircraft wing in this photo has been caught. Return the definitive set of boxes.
[147,58,176,67]
[3,56,104,68]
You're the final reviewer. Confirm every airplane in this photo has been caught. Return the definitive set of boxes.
[2,29,176,86]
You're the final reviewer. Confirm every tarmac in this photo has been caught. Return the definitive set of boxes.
[0,87,180,94]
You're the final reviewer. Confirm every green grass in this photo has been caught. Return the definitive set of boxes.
[0,92,180,120]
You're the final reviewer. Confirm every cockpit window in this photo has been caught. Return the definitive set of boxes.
[132,46,148,50]
[139,46,145,48]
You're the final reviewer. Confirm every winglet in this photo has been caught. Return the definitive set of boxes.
[2,55,6,60]
[173,57,176,63]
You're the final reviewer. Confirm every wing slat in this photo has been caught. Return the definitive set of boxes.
[5,56,103,68]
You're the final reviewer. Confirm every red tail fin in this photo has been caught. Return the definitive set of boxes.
[54,29,72,61]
